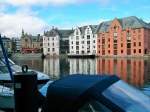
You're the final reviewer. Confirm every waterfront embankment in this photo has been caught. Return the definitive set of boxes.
[11,53,67,58]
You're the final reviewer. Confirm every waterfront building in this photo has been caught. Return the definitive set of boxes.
[69,25,100,56]
[97,16,150,56]
[20,29,43,53]
[11,37,21,52]
[0,36,13,53]
[43,26,73,56]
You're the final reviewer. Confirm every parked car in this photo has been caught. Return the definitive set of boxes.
[41,74,150,112]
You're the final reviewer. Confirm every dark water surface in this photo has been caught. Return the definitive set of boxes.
[10,57,150,96]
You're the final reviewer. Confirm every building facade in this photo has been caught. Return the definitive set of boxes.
[11,37,21,52]
[43,27,73,56]
[69,25,99,55]
[20,29,43,53]
[0,36,13,53]
[97,16,150,56]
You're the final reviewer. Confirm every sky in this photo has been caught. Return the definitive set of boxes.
[0,0,150,38]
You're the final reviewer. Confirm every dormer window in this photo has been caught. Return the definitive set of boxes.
[114,26,117,30]
[76,30,78,35]
[87,28,90,34]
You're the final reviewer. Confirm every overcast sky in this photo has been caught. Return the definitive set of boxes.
[0,0,150,38]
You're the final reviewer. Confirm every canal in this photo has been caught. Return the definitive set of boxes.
[10,57,150,96]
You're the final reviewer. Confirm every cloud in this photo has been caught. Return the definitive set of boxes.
[0,8,49,38]
[1,0,112,6]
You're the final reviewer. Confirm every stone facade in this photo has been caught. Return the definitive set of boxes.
[20,29,43,53]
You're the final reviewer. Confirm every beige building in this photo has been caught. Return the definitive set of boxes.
[20,29,43,53]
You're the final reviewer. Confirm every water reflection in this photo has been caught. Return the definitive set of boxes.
[97,58,148,87]
[10,57,150,88]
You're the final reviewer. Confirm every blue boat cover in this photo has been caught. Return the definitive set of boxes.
[41,74,120,112]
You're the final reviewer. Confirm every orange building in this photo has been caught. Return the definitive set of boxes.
[97,16,150,56]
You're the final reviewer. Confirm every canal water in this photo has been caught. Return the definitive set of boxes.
[10,57,150,96]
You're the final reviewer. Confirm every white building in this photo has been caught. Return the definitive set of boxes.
[43,27,74,56]
[69,25,100,56]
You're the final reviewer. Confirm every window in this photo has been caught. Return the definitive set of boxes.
[81,41,84,44]
[102,39,105,44]
[121,50,123,53]
[48,43,50,46]
[71,41,73,44]
[102,45,105,49]
[76,46,79,50]
[48,48,50,52]
[87,41,90,44]
[52,48,55,52]
[76,30,78,35]
[134,42,136,47]
[76,41,79,45]
[139,42,141,46]
[127,37,131,42]
[133,36,136,40]
[138,29,141,33]
[108,50,110,53]
[102,34,105,38]
[121,43,123,47]
[25,39,28,42]
[114,44,117,49]
[114,26,117,30]
[76,36,79,40]
[71,46,73,49]
[138,35,141,39]
[108,44,110,48]
[93,40,95,43]
[127,30,130,35]
[133,29,136,33]
[87,29,90,34]
[108,38,110,42]
[76,51,79,54]
[139,49,141,53]
[127,43,131,48]
[87,35,90,39]
[114,32,117,36]
[114,37,117,43]
[52,43,54,46]
[134,49,136,53]
[52,38,54,40]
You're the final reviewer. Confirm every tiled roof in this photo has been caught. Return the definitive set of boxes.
[44,28,74,38]
[78,25,100,35]
[98,16,150,33]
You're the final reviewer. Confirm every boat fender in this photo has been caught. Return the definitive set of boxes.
[22,64,28,73]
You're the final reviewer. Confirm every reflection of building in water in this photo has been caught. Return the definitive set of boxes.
[69,59,97,75]
[43,58,60,80]
[97,58,145,87]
